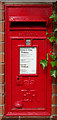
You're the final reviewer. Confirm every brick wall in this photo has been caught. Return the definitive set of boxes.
[0,2,4,120]
[0,1,57,120]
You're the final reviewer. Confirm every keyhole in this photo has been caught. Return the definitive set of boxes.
[18,76,19,81]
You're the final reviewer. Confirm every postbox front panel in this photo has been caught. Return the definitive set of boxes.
[5,5,52,116]
[12,38,45,109]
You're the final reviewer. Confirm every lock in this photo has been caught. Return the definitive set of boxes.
[16,76,23,86]
[17,76,19,81]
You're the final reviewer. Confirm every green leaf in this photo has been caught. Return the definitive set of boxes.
[54,26,57,31]
[49,14,55,19]
[50,33,52,36]
[55,32,57,38]
[49,11,57,22]
[53,5,56,9]
[47,36,55,43]
[55,40,57,44]
[50,61,55,67]
[54,37,57,44]
[40,59,48,70]
[50,69,57,78]
[46,31,48,35]
[54,14,57,22]
[50,59,57,68]
[47,37,49,39]
[52,11,55,14]
[54,28,57,31]
[50,55,57,59]
[47,53,48,60]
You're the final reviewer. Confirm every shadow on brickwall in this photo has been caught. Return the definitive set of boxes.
[1,117,19,120]
[1,118,56,120]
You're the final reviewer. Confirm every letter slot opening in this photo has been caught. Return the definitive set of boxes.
[10,22,47,30]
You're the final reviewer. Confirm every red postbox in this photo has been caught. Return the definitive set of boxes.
[5,5,52,116]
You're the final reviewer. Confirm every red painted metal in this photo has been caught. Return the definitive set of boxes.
[5,4,52,116]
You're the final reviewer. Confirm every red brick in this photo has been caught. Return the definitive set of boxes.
[0,33,4,42]
[0,22,4,32]
[0,95,4,105]
[52,106,57,114]
[53,116,57,120]
[53,44,57,53]
[52,95,57,104]
[0,43,4,52]
[0,116,3,120]
[0,54,4,63]
[53,85,57,94]
[0,75,4,84]
[0,64,4,74]
[0,106,4,115]
[52,77,57,84]
[0,2,4,10]
[0,85,4,94]
[0,11,4,21]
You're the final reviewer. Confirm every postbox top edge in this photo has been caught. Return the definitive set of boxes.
[5,4,52,7]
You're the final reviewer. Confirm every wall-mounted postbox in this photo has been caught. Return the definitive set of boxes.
[5,5,52,116]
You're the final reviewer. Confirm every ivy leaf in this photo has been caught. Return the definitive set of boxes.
[50,69,57,78]
[49,11,55,19]
[55,28,57,31]
[55,32,57,38]
[54,26,57,31]
[50,59,57,67]
[54,28,57,31]
[40,59,48,70]
[52,11,55,14]
[47,37,50,39]
[50,61,55,67]
[50,33,52,36]
[47,53,48,60]
[50,55,57,59]
[54,14,57,22]
[53,5,56,9]
[55,39,57,44]
[54,37,57,44]
[49,11,57,22]
[47,36,55,43]
[46,31,48,35]
[49,14,55,19]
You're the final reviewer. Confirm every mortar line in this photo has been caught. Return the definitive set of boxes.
[0,104,4,106]
[52,104,57,106]
[0,21,5,22]
[19,116,21,120]
[0,63,5,64]
[52,84,57,85]
[0,73,4,75]
[0,115,4,116]
[0,42,5,43]
[52,52,57,54]
[0,10,4,12]
[52,94,57,96]
[52,114,57,116]
[0,52,5,54]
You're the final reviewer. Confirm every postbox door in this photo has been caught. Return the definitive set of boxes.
[11,30,51,115]
[5,5,52,116]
